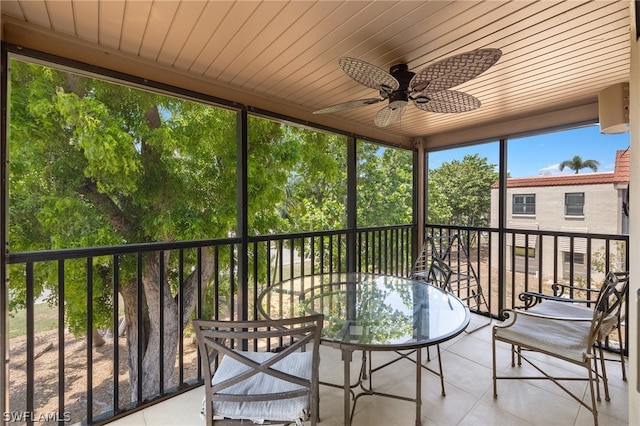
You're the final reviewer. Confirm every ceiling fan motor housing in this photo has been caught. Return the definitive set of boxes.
[388,63,415,110]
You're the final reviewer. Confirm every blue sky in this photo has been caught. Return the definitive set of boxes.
[428,124,630,178]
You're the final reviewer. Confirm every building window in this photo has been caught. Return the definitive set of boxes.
[563,252,585,265]
[513,194,535,214]
[565,192,584,216]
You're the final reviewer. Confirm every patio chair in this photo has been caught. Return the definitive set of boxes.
[193,314,323,426]
[424,257,454,395]
[425,255,453,292]
[412,234,491,332]
[492,271,627,426]
[518,271,629,385]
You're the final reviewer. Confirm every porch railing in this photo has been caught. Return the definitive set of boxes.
[5,225,412,425]
[4,224,628,425]
[426,224,629,316]
[426,224,629,361]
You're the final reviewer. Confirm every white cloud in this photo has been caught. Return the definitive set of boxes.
[601,162,616,172]
[538,163,560,175]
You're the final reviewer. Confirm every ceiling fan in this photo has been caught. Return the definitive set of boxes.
[313,48,502,127]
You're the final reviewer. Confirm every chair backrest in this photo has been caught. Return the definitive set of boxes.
[591,271,629,343]
[427,257,453,293]
[193,314,323,425]
[411,238,431,280]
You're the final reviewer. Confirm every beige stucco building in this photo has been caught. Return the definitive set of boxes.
[490,150,629,282]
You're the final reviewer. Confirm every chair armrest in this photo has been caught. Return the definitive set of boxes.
[517,291,588,309]
[500,308,593,322]
[517,285,599,309]
[550,282,600,298]
[493,309,593,335]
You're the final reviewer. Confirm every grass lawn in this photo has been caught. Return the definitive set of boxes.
[8,260,315,339]
[9,303,60,338]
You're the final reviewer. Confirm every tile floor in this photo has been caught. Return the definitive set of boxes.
[110,314,629,426]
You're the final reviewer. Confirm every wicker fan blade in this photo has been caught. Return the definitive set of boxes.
[374,105,406,127]
[339,57,400,92]
[313,97,384,114]
[413,90,480,113]
[410,48,501,93]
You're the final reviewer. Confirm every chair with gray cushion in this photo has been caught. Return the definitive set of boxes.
[518,271,629,388]
[194,314,323,426]
[492,271,627,426]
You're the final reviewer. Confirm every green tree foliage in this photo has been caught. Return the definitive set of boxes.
[428,154,498,226]
[7,59,296,399]
[8,58,417,401]
[247,117,302,234]
[558,155,600,174]
[9,61,237,311]
[427,177,453,224]
[273,129,348,232]
[357,143,413,227]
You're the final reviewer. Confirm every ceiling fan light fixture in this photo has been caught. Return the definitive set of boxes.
[388,90,409,110]
[390,99,408,110]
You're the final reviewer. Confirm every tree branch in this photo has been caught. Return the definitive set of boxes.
[77,178,135,239]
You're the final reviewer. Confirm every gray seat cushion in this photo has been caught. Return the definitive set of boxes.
[528,300,592,318]
[529,300,617,338]
[207,350,312,424]
[494,312,590,363]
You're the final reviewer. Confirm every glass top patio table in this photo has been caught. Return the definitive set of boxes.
[257,273,470,426]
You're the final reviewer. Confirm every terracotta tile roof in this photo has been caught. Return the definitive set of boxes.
[613,149,630,184]
[491,149,630,188]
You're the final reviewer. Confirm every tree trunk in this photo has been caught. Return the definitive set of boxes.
[140,251,179,400]
[120,249,215,402]
[78,102,220,402]
[120,279,148,403]
[92,329,106,348]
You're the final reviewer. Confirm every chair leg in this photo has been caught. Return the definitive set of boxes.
[617,325,627,381]
[436,344,445,396]
[597,345,610,401]
[592,350,602,402]
[510,344,515,367]
[587,362,599,426]
[314,383,320,424]
[206,400,213,426]
[492,335,498,398]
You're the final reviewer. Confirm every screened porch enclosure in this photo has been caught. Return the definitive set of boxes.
[0,45,628,424]
[1,1,635,424]
[3,46,631,426]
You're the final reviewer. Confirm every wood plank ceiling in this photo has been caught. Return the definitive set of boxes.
[0,1,631,149]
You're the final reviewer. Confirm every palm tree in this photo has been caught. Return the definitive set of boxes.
[558,155,600,174]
